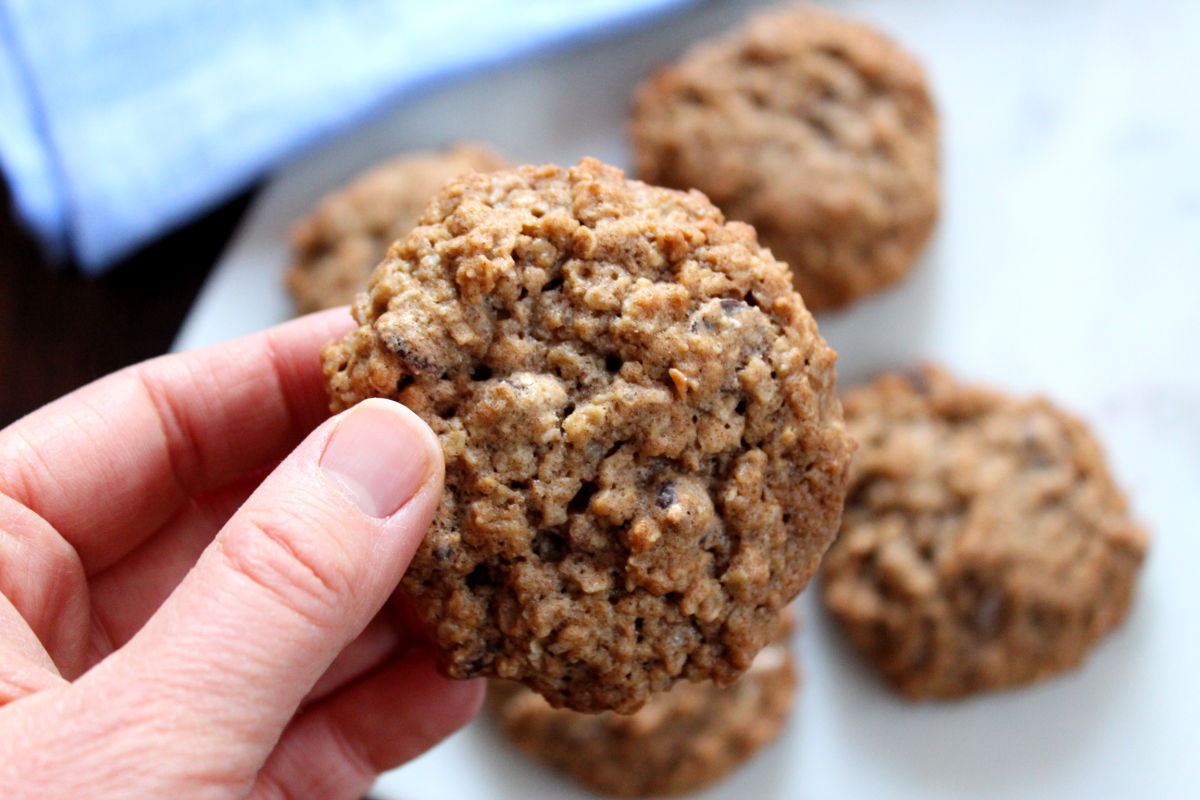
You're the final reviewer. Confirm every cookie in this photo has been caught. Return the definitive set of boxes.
[323,158,853,712]
[630,3,939,311]
[489,632,797,797]
[286,143,508,313]
[821,366,1148,698]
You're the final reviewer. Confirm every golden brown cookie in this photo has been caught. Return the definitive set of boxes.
[323,158,853,712]
[822,366,1148,699]
[489,634,797,797]
[286,143,508,313]
[630,3,939,311]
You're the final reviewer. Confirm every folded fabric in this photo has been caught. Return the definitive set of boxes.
[0,0,694,272]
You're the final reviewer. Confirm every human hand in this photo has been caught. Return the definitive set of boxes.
[0,309,482,798]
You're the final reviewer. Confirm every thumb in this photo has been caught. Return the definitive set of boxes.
[83,398,444,773]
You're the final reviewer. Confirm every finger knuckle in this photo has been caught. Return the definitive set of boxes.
[326,720,377,784]
[218,509,354,628]
[248,770,299,800]
[0,494,89,664]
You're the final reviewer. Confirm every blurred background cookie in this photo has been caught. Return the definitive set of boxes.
[489,627,797,797]
[323,158,852,713]
[630,3,938,311]
[286,143,508,313]
[822,365,1148,698]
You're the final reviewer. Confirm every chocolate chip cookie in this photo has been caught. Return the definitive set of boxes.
[489,632,797,797]
[822,366,1148,698]
[287,143,508,313]
[323,158,853,712]
[630,3,939,311]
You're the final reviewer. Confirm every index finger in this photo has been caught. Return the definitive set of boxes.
[0,307,355,574]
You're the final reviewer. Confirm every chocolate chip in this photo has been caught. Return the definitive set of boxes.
[382,332,439,372]
[466,564,494,589]
[656,482,677,509]
[568,481,598,514]
[432,545,455,562]
[533,529,567,563]
[971,588,1005,639]
[903,367,933,396]
[1020,426,1056,468]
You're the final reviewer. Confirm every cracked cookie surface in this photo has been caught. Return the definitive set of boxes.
[323,158,852,712]
[287,143,508,313]
[630,3,938,311]
[822,366,1148,698]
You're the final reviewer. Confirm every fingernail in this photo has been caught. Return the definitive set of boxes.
[320,399,436,518]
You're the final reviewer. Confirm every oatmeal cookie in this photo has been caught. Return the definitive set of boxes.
[286,143,508,313]
[323,158,852,712]
[489,631,797,797]
[630,3,939,311]
[822,366,1148,698]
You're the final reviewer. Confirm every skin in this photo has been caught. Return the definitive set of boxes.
[0,308,482,799]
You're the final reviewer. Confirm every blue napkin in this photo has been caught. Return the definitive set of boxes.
[0,0,694,272]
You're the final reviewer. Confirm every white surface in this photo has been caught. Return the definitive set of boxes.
[175,1,1200,797]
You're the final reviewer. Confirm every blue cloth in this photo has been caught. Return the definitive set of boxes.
[0,0,693,272]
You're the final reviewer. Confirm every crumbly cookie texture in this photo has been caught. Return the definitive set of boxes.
[630,3,939,311]
[323,158,852,712]
[822,366,1148,699]
[489,634,797,797]
[286,143,508,313]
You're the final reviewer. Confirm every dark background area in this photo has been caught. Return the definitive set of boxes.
[2,180,392,800]
[0,180,257,428]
